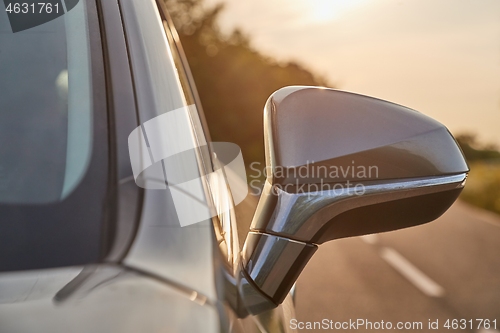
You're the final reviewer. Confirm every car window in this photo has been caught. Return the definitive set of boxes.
[0,0,109,271]
[0,0,92,203]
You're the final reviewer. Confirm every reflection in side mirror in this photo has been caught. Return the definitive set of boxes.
[239,86,468,314]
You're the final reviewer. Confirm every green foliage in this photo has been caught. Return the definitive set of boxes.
[455,134,500,215]
[165,0,331,169]
[460,162,500,215]
[455,133,500,162]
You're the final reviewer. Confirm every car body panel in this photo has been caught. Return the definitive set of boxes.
[0,265,219,333]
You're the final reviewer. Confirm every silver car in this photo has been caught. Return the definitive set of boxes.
[0,0,468,332]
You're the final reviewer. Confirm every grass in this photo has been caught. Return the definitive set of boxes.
[460,161,500,216]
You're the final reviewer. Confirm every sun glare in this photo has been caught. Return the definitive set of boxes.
[304,0,366,23]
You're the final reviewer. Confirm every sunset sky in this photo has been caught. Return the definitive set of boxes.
[207,0,500,147]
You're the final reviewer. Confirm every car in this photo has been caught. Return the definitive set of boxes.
[0,0,469,332]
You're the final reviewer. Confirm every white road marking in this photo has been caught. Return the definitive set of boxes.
[380,247,445,298]
[360,234,379,245]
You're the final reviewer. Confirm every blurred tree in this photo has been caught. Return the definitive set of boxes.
[455,133,500,162]
[164,0,331,173]
[455,134,500,215]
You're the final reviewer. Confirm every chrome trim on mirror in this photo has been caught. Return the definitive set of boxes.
[250,173,467,243]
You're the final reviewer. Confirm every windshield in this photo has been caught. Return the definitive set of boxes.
[0,0,109,272]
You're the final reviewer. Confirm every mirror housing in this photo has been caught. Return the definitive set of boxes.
[239,86,468,314]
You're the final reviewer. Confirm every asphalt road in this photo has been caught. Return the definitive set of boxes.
[294,200,500,332]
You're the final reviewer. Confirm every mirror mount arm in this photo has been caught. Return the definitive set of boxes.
[241,232,317,307]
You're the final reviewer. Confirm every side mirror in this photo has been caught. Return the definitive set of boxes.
[239,86,468,314]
